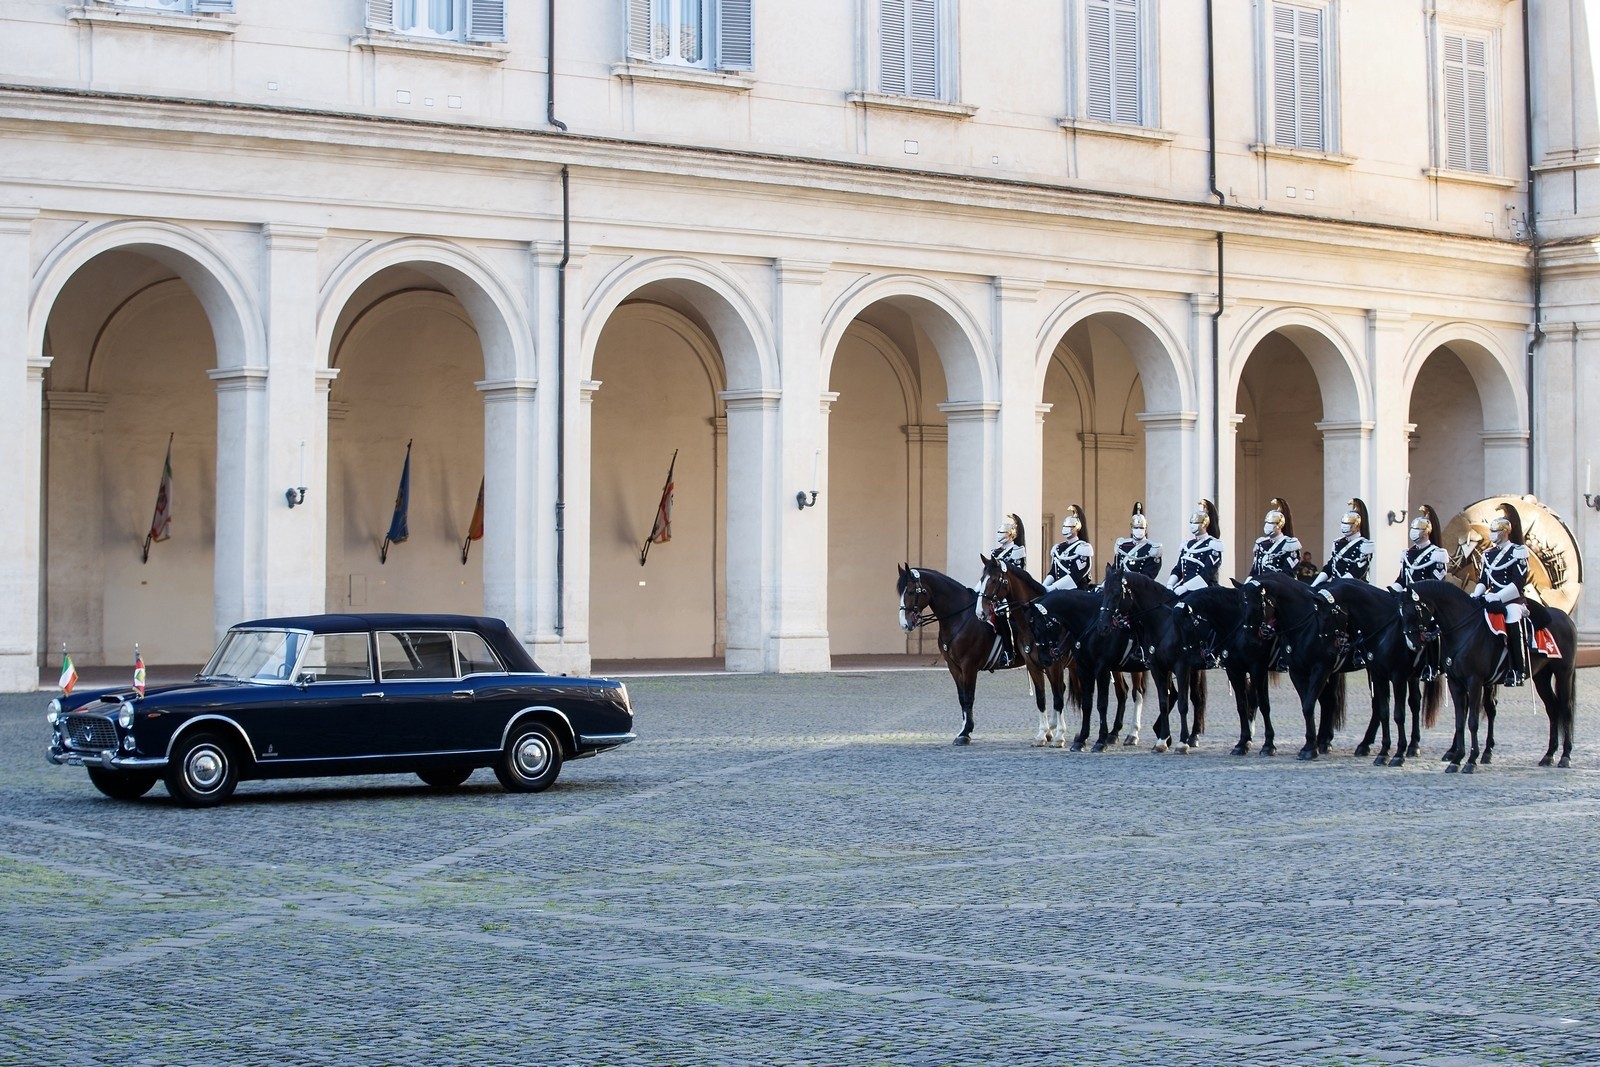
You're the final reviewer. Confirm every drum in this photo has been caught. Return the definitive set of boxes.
[1440,495,1583,612]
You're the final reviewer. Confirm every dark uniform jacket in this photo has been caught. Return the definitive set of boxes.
[1169,535,1222,590]
[1112,536,1163,579]
[1318,535,1374,583]
[1250,533,1302,578]
[1045,538,1094,590]
[1391,542,1448,589]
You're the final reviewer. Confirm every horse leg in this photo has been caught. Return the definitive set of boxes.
[1388,676,1408,767]
[1442,677,1467,766]
[1405,676,1423,759]
[1295,668,1321,761]
[953,664,976,746]
[1462,679,1484,773]
[1124,671,1146,746]
[1150,670,1174,752]
[1174,668,1194,754]
[1480,686,1497,765]
[1365,673,1390,764]
[1030,662,1050,746]
[1050,664,1071,750]
[1229,666,1252,755]
[1090,668,1113,752]
[1257,669,1277,756]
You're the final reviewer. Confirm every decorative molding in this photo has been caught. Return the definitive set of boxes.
[1034,403,1053,424]
[1137,410,1199,429]
[68,5,237,37]
[903,423,948,445]
[27,357,54,385]
[847,92,978,120]
[719,388,782,410]
[1423,167,1518,190]
[1079,432,1137,452]
[819,389,840,414]
[1480,429,1530,445]
[326,400,351,421]
[1241,439,1264,458]
[46,391,110,414]
[0,208,39,235]
[937,400,1001,422]
[314,368,340,393]
[207,365,268,391]
[263,223,327,253]
[352,34,508,65]
[1058,118,1174,145]
[1367,309,1410,331]
[578,378,602,403]
[1250,143,1357,167]
[777,260,830,285]
[612,63,753,93]
[476,376,538,402]
[1315,418,1375,439]
[994,277,1044,300]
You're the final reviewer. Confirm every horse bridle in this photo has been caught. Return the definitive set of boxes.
[900,571,977,630]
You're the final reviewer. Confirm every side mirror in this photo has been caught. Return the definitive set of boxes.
[296,673,315,688]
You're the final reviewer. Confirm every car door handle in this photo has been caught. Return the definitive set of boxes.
[361,691,384,699]
[452,690,473,698]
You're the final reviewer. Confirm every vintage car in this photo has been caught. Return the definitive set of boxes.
[46,613,635,807]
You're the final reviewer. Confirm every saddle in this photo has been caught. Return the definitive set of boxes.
[1481,603,1562,660]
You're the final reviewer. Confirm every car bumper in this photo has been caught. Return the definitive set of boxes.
[47,747,168,771]
[575,731,637,756]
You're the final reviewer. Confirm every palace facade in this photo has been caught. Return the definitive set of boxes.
[3,0,1599,686]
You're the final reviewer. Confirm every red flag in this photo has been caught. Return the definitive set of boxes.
[461,477,484,564]
[142,434,173,564]
[639,451,677,566]
[133,646,146,698]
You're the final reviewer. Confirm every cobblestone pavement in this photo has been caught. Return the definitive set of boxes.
[2,667,1598,1066]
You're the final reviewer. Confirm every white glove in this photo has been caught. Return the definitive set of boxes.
[1471,583,1486,598]
[1311,573,1327,587]
[1388,582,1403,593]
[1486,582,1520,604]
[1174,575,1206,594]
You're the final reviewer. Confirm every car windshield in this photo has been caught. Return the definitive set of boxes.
[200,629,306,683]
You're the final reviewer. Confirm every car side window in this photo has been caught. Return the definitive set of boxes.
[300,633,372,683]
[377,631,457,680]
[455,631,504,675]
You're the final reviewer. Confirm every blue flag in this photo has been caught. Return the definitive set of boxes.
[381,440,412,564]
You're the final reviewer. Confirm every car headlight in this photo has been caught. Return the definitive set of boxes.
[117,703,135,729]
[46,709,58,727]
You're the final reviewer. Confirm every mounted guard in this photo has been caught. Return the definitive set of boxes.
[1168,499,1222,594]
[1314,498,1375,585]
[1249,497,1302,577]
[1389,503,1449,590]
[983,513,1027,667]
[1044,504,1095,591]
[1112,501,1163,579]
[1475,505,1532,686]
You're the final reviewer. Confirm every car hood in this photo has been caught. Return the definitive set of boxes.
[63,679,238,712]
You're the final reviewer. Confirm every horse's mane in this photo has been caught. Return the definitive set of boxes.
[898,565,968,600]
[997,559,1047,597]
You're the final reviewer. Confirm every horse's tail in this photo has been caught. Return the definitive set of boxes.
[1331,672,1347,733]
[1067,660,1085,709]
[1192,668,1207,736]
[1422,675,1443,729]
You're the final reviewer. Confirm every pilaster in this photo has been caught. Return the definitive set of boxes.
[208,365,270,636]
[993,278,1044,541]
[939,399,1001,583]
[0,209,40,689]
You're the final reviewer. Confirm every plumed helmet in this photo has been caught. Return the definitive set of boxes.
[1342,498,1370,535]
[996,514,1018,543]
[1190,498,1220,538]
[1411,503,1442,545]
[1130,500,1147,531]
[1061,503,1088,539]
[1488,505,1523,544]
[1264,497,1295,537]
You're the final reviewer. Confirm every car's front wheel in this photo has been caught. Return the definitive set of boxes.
[495,721,563,793]
[416,766,473,789]
[86,767,158,800]
[164,732,240,808]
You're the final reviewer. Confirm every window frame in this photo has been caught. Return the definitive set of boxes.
[624,0,754,74]
[1258,0,1341,156]
[867,0,957,104]
[392,0,466,41]
[1069,0,1159,130]
[299,633,376,686]
[376,630,464,683]
[1435,23,1500,177]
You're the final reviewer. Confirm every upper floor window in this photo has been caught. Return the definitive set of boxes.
[1268,2,1334,152]
[366,0,506,44]
[1081,0,1151,126]
[626,0,754,71]
[878,0,943,99]
[1441,30,1493,173]
[108,0,235,11]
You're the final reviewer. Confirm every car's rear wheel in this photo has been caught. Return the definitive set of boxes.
[164,732,239,808]
[86,767,158,800]
[416,766,473,789]
[495,721,563,793]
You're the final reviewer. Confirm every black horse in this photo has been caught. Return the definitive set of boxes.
[1399,580,1577,770]
[898,563,1030,745]
[1253,571,1351,760]
[1171,580,1279,755]
[1100,569,1208,753]
[976,556,1080,746]
[1321,579,1444,767]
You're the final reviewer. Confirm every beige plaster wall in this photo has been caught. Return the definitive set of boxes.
[1409,348,1487,518]
[1237,339,1325,565]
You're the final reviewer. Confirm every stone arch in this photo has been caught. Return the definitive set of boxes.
[581,256,775,394]
[820,274,993,403]
[1401,322,1526,433]
[1227,306,1369,424]
[1033,291,1191,413]
[30,220,263,373]
[317,238,531,381]
[834,320,920,424]
[76,278,192,393]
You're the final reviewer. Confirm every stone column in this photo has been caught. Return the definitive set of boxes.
[478,376,540,652]
[993,279,1044,535]
[1137,410,1198,576]
[711,414,729,654]
[1317,420,1375,560]
[1079,430,1135,555]
[721,389,782,671]
[939,400,1000,584]
[45,392,111,664]
[1483,430,1533,498]
[210,365,269,637]
[1365,311,1412,569]
[0,210,41,689]
[1536,322,1577,515]
[259,224,326,619]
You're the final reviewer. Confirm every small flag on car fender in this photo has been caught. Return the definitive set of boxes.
[134,646,146,698]
[59,645,78,696]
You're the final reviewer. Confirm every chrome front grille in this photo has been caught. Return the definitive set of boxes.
[66,715,118,750]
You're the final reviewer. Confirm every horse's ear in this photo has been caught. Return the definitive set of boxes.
[898,563,907,577]
[1104,562,1113,578]
[1229,577,1241,588]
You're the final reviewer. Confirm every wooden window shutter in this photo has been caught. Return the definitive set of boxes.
[466,0,507,42]
[1086,0,1115,122]
[907,0,939,99]
[1294,8,1324,151]
[880,0,909,95]
[718,0,754,71]
[1444,34,1468,169]
[1272,4,1323,150]
[627,0,653,61]
[1464,36,1490,172]
[366,0,395,32]
[1111,0,1140,125]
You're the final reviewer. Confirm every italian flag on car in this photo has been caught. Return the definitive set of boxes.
[59,648,78,696]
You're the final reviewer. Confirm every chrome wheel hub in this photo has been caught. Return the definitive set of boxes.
[187,746,225,791]
[514,734,551,778]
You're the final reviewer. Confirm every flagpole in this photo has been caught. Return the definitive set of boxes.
[142,432,174,565]
[639,449,677,567]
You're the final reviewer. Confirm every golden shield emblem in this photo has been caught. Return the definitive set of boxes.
[1440,495,1583,612]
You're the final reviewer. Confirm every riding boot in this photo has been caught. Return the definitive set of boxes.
[1503,623,1527,687]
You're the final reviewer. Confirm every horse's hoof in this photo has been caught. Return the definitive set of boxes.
[1069,740,1085,752]
[1296,749,1316,761]
[1445,762,1460,774]
[1389,755,1405,768]
[1373,755,1388,767]
[1090,741,1106,753]
[952,735,971,746]
[1406,743,1421,758]
[1230,743,1248,756]
[1260,744,1276,757]
[1177,743,1192,755]
[1153,740,1168,754]
[1440,751,1454,763]
[1462,762,1476,775]
[1559,756,1572,769]
[1480,752,1492,765]
[1318,742,1332,755]
[1031,738,1047,748]
[1122,734,1138,747]
[1354,743,1371,757]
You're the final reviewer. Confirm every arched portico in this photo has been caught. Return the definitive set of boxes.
[1402,324,1527,511]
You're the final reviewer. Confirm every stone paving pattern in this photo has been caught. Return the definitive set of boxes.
[1,668,1597,1066]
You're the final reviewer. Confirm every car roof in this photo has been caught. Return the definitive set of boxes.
[230,614,540,673]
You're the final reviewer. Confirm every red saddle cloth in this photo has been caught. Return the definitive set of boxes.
[1482,611,1562,659]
